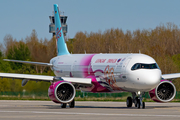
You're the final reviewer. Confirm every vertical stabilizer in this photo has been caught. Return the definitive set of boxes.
[54,4,70,56]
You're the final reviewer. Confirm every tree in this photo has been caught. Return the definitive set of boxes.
[7,41,31,70]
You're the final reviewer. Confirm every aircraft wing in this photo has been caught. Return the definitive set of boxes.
[1,59,92,86]
[0,73,92,85]
[3,59,53,66]
[162,73,180,80]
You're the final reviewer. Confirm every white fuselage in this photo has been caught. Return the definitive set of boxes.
[50,53,162,92]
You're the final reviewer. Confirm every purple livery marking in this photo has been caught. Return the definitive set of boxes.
[80,54,110,92]
[80,54,95,77]
[117,59,121,62]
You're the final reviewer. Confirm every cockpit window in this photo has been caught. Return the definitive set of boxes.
[131,63,159,70]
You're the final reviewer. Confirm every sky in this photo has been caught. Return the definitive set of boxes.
[1,0,180,44]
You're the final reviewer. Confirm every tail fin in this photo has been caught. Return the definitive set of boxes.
[54,4,70,56]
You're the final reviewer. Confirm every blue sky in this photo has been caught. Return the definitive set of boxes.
[0,0,180,44]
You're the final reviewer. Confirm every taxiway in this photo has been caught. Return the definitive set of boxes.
[0,100,180,120]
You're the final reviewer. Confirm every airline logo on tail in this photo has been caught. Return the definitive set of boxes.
[56,27,62,40]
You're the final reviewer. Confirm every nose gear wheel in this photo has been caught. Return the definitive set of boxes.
[129,92,146,109]
[126,97,132,107]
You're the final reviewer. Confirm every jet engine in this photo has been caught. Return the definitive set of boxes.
[149,80,176,102]
[48,81,76,103]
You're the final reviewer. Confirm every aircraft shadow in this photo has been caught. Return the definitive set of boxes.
[43,105,179,109]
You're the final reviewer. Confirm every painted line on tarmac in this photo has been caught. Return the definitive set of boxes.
[0,110,180,117]
[0,100,122,103]
[0,100,178,105]
[0,100,126,105]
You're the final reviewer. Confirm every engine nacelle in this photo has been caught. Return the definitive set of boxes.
[48,81,76,104]
[149,80,176,102]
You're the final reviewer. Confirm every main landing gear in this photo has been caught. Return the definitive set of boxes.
[126,92,145,109]
[61,99,75,108]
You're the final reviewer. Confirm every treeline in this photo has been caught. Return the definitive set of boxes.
[0,30,57,92]
[69,23,180,73]
[0,23,180,92]
[67,23,180,90]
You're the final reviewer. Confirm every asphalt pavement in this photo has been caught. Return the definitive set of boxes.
[0,100,180,120]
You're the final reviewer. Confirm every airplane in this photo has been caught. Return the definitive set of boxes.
[0,4,180,109]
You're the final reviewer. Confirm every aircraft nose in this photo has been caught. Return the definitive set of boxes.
[144,70,161,88]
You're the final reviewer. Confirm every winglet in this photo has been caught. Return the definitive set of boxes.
[54,4,70,56]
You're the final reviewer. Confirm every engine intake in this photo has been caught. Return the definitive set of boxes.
[149,80,176,102]
[48,81,76,103]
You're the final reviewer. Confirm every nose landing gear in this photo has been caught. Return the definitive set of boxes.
[126,92,145,109]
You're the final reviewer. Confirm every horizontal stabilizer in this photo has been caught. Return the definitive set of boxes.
[3,59,53,66]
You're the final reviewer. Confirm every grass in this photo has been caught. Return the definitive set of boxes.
[0,96,50,101]
[0,96,180,102]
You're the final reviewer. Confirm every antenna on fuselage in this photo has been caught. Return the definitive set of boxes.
[139,50,141,54]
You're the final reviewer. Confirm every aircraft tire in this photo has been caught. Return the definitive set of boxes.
[134,97,138,107]
[137,99,140,109]
[142,102,145,109]
[61,103,67,108]
[126,97,132,107]
[69,99,75,108]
